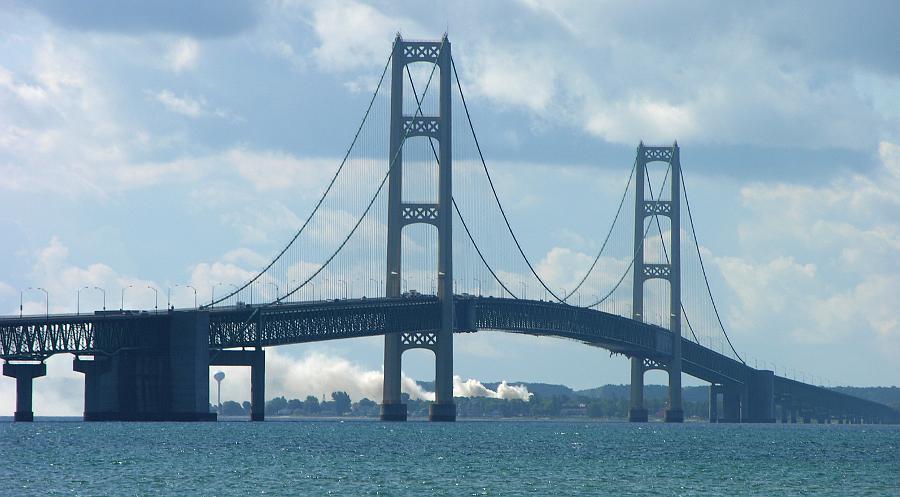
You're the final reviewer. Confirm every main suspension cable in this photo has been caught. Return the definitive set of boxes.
[205,47,395,308]
[223,39,446,335]
[276,37,446,303]
[563,159,637,302]
[584,163,669,308]
[681,172,745,363]
[451,56,565,303]
[404,65,519,299]
[641,148,703,344]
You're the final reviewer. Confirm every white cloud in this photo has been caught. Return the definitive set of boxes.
[309,0,421,71]
[167,38,199,72]
[154,90,236,120]
[155,90,205,117]
[464,46,558,113]
[713,141,900,358]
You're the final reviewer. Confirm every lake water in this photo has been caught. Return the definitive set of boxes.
[1,419,898,496]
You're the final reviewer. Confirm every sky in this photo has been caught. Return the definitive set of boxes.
[1,0,899,415]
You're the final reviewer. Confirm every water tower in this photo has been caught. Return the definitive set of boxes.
[213,371,225,416]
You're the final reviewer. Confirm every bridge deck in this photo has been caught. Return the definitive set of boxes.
[1,296,897,422]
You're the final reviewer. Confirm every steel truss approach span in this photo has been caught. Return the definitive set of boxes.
[3,35,898,425]
[1,297,897,423]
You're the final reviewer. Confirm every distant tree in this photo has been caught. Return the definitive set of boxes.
[221,400,245,416]
[242,401,252,415]
[266,396,288,415]
[304,395,320,414]
[287,398,303,413]
[332,391,352,415]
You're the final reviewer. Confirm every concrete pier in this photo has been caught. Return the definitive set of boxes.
[721,384,741,422]
[209,348,265,421]
[71,310,215,421]
[2,362,46,422]
[628,356,648,422]
[380,333,407,421]
[73,356,111,420]
[746,370,775,423]
[709,384,719,423]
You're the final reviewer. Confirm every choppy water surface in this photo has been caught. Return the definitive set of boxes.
[1,419,898,496]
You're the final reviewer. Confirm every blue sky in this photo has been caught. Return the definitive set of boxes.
[1,1,899,413]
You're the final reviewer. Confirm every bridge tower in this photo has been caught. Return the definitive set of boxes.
[629,142,684,423]
[381,34,456,422]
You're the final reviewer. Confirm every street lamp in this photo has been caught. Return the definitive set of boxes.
[175,284,198,309]
[77,286,91,315]
[474,278,482,296]
[368,278,379,297]
[337,279,348,299]
[121,284,134,311]
[519,282,527,300]
[211,282,238,306]
[147,286,159,312]
[93,286,106,311]
[21,287,49,318]
[265,282,280,302]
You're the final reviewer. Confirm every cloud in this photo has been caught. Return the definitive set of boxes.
[309,0,422,71]
[712,141,900,356]
[20,236,165,314]
[167,38,199,72]
[453,2,900,151]
[154,90,236,120]
[155,90,205,117]
[464,46,557,113]
[25,0,261,38]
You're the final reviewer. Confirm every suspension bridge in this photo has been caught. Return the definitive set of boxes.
[2,35,897,424]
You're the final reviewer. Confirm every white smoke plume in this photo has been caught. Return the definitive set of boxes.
[453,377,533,401]
[213,349,533,404]
[1,349,533,417]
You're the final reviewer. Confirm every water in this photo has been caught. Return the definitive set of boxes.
[1,419,898,496]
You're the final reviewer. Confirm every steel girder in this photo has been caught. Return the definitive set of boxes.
[1,296,897,422]
[208,296,442,348]
[0,313,168,360]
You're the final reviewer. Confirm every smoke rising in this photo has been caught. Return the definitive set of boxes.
[214,349,532,404]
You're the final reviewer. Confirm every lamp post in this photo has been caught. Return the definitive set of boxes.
[368,278,379,297]
[147,286,159,312]
[265,282,280,301]
[474,278,482,297]
[77,286,92,315]
[175,284,197,309]
[337,279,348,299]
[94,286,106,311]
[520,282,527,300]
[121,284,134,311]
[211,283,238,306]
[21,287,49,318]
